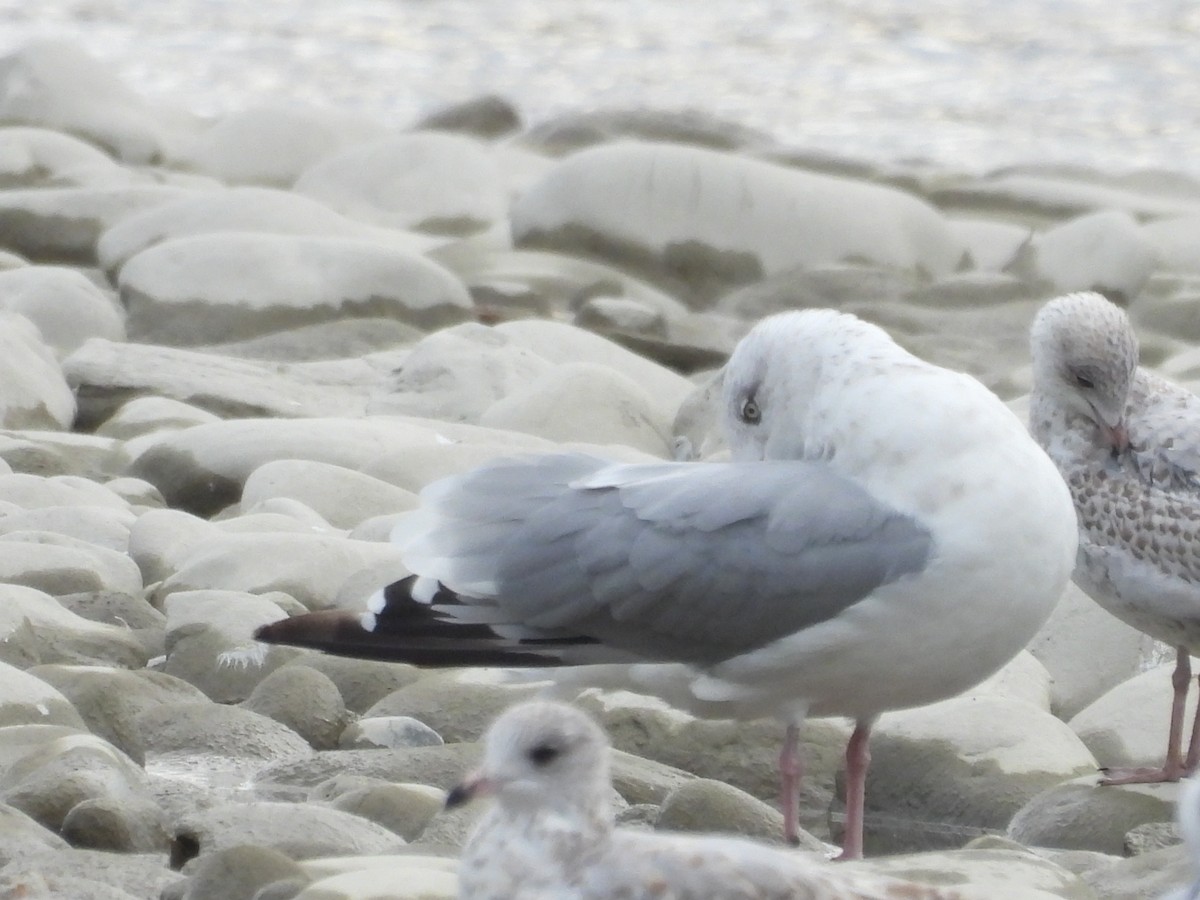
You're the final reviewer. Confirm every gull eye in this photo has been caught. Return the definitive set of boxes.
[1074,373,1095,390]
[740,397,761,424]
[528,742,561,767]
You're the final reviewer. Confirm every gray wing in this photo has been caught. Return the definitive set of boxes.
[397,453,933,666]
[1127,369,1200,490]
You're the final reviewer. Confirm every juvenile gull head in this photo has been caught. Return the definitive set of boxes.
[1030,291,1138,451]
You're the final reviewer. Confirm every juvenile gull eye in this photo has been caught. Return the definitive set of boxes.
[1074,373,1095,390]
[740,397,761,424]
[528,742,561,766]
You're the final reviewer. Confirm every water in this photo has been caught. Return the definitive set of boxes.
[3,0,1200,177]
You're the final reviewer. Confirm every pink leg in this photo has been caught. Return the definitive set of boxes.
[1102,647,1190,785]
[1185,671,1200,773]
[836,719,873,861]
[779,723,803,846]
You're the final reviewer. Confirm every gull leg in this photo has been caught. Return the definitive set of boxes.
[836,718,873,861]
[1184,669,1200,774]
[1102,647,1190,784]
[779,723,803,846]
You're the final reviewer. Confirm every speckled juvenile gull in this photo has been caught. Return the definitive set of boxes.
[448,700,961,900]
[1031,291,1200,784]
[257,308,1077,857]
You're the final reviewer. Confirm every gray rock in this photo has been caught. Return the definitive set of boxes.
[240,460,418,529]
[293,133,506,234]
[66,339,372,429]
[519,107,772,155]
[716,263,918,319]
[0,504,135,553]
[416,94,520,139]
[0,40,180,163]
[0,185,191,263]
[0,659,86,728]
[0,430,123,480]
[0,801,69,866]
[362,672,540,743]
[135,701,313,762]
[478,361,673,455]
[126,416,459,516]
[1007,777,1177,854]
[159,590,303,701]
[409,801,486,851]
[327,782,445,842]
[200,316,422,363]
[854,696,1098,854]
[0,847,183,898]
[339,716,444,750]
[1020,209,1157,304]
[254,743,481,796]
[60,793,169,853]
[96,185,439,276]
[1069,664,1181,770]
[177,845,308,900]
[0,266,124,356]
[0,583,147,668]
[0,311,75,429]
[95,396,221,440]
[1125,820,1180,856]
[0,732,152,832]
[0,531,143,596]
[173,801,406,865]
[0,126,123,189]
[119,233,473,345]
[1079,842,1193,900]
[241,666,351,751]
[655,778,818,849]
[512,141,964,305]
[179,103,387,187]
[27,665,204,764]
[285,657,423,715]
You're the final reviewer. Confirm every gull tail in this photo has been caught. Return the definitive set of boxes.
[253,574,607,667]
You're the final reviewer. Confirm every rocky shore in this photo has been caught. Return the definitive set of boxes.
[0,36,1198,900]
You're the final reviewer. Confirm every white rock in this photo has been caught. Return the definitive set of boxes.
[0,532,143,596]
[1142,215,1200,274]
[293,865,457,900]
[0,126,122,187]
[0,40,176,163]
[0,505,135,553]
[1068,663,1187,769]
[119,233,474,344]
[155,532,407,611]
[479,362,673,455]
[0,266,124,356]
[94,396,221,441]
[948,217,1031,272]
[293,133,506,232]
[1027,581,1158,719]
[0,473,130,511]
[367,323,553,422]
[241,460,418,530]
[494,318,695,418]
[0,312,75,428]
[179,103,388,186]
[96,186,441,276]
[66,338,370,428]
[0,185,194,263]
[1025,209,1157,301]
[962,650,1053,710]
[0,658,85,728]
[511,141,965,303]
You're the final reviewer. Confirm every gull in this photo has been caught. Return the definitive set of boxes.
[1031,291,1200,784]
[446,700,961,900]
[258,308,1077,857]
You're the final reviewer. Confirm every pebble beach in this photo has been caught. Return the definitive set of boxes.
[1,3,1200,897]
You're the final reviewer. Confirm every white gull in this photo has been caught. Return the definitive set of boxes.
[257,308,1077,857]
[447,700,961,900]
[1031,290,1200,784]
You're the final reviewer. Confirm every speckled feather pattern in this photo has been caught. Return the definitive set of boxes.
[457,702,961,900]
[1031,292,1200,648]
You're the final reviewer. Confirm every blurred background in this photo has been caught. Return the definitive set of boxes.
[2,0,1198,176]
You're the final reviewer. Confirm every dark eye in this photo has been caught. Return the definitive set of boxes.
[528,743,560,766]
[740,397,761,424]
[1074,373,1094,390]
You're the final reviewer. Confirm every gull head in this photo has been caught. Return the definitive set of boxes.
[723,309,899,461]
[1030,292,1137,451]
[445,701,610,813]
